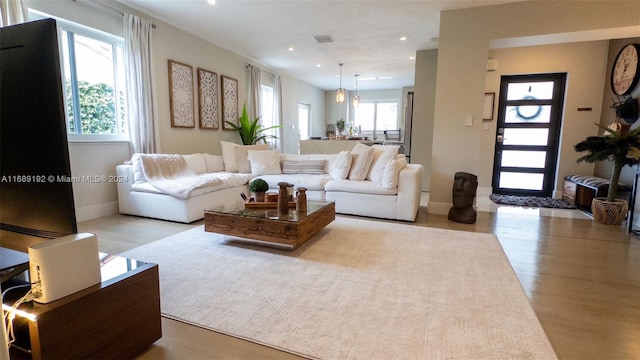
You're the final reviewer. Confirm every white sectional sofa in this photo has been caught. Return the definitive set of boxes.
[116,142,423,223]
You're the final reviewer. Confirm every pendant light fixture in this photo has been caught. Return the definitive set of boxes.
[336,63,345,103]
[352,74,360,108]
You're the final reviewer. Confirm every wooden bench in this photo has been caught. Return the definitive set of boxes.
[562,175,632,213]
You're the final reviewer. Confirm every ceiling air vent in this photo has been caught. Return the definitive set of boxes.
[313,35,334,44]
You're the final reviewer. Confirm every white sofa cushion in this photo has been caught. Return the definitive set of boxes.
[325,179,398,195]
[367,145,399,183]
[258,174,332,191]
[348,143,374,181]
[381,156,408,189]
[330,150,352,180]
[183,153,207,174]
[247,149,281,175]
[204,154,225,172]
[220,141,269,173]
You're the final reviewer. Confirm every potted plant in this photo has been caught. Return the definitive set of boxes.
[336,118,345,136]
[574,123,640,224]
[249,178,269,202]
[225,102,280,145]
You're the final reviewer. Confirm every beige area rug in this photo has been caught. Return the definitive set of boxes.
[121,217,557,359]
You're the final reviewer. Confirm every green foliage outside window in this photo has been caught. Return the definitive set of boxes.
[66,81,125,134]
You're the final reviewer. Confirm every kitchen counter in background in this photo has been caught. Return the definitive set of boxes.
[299,139,395,154]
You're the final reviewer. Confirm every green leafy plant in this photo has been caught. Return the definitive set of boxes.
[336,118,345,134]
[575,123,640,201]
[225,103,280,145]
[249,178,269,193]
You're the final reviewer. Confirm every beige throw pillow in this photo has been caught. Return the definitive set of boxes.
[381,156,408,189]
[348,143,375,181]
[236,144,269,173]
[247,149,282,176]
[330,150,352,180]
[367,145,399,183]
[220,141,269,173]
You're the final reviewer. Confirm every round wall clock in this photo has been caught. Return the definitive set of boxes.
[611,43,640,96]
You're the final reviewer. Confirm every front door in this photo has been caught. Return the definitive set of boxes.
[491,73,567,197]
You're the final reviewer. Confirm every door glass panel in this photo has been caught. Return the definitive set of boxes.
[505,105,551,123]
[501,150,547,168]
[503,128,549,145]
[506,81,554,100]
[499,172,544,190]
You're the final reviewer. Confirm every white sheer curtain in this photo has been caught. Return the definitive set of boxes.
[0,0,28,27]
[271,74,283,151]
[247,64,262,121]
[124,13,156,154]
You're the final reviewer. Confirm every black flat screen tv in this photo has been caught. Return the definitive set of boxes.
[0,18,77,250]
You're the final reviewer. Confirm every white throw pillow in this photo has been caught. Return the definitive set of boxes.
[247,149,282,176]
[221,141,240,172]
[367,145,399,183]
[131,153,146,183]
[220,141,269,173]
[182,153,207,174]
[203,154,225,172]
[330,150,352,180]
[381,157,408,189]
[236,144,269,173]
[348,143,375,181]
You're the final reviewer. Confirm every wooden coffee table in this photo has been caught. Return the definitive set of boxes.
[204,201,335,250]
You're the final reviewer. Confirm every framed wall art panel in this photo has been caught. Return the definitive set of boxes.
[221,75,239,130]
[197,68,219,130]
[168,60,195,128]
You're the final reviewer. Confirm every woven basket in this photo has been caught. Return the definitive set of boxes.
[591,198,628,225]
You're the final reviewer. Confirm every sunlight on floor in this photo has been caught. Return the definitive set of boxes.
[420,192,592,219]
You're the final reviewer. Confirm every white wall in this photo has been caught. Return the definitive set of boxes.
[29,0,325,220]
[412,49,438,190]
[425,0,640,214]
[596,37,640,187]
[483,40,611,198]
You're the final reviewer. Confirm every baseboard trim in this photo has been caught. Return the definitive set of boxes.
[426,202,451,215]
[75,201,119,222]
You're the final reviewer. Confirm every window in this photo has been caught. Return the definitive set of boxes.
[32,11,127,139]
[353,100,399,140]
[260,85,276,144]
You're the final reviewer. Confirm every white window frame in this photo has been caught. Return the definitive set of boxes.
[29,10,128,142]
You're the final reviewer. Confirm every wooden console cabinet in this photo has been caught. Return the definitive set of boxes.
[7,256,161,359]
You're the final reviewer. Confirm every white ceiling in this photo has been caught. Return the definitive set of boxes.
[116,0,522,91]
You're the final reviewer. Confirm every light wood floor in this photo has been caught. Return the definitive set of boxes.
[77,205,640,360]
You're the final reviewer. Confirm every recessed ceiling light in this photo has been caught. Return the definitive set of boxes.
[316,64,321,67]
[288,47,294,51]
[400,36,407,41]
[207,0,216,4]
[409,56,415,60]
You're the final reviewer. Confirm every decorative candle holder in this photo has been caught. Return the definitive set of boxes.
[296,187,307,213]
[277,182,290,215]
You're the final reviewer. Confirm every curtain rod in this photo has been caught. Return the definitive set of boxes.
[246,63,275,77]
[74,0,157,28]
